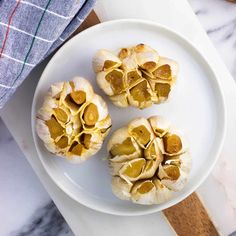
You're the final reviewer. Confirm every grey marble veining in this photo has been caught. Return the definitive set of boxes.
[189,0,236,80]
[11,202,73,236]
[0,118,73,236]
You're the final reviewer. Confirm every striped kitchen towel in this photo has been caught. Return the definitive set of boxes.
[0,0,95,109]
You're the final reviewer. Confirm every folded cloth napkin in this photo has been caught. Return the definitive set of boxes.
[0,0,95,109]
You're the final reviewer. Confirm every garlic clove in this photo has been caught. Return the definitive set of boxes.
[165,152,192,176]
[112,176,132,200]
[131,180,157,205]
[152,57,178,83]
[144,138,163,163]
[134,44,159,72]
[140,158,160,179]
[154,82,172,102]
[110,93,129,108]
[97,69,125,96]
[93,49,122,73]
[119,158,146,182]
[158,163,188,191]
[127,80,154,109]
[153,178,173,204]
[36,118,54,144]
[120,51,138,71]
[60,77,94,115]
[125,69,143,89]
[96,115,112,138]
[80,94,109,130]
[71,77,94,102]
[110,161,125,176]
[157,129,187,156]
[108,127,141,162]
[128,117,155,149]
[148,116,171,138]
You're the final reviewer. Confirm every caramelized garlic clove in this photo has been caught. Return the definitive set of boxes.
[71,77,94,102]
[119,158,146,182]
[153,57,178,82]
[148,116,170,138]
[80,94,109,130]
[60,77,94,114]
[165,152,192,176]
[128,117,155,149]
[154,82,171,102]
[97,69,125,96]
[127,80,154,109]
[139,158,161,180]
[134,44,159,72]
[158,162,188,191]
[131,180,157,205]
[125,69,143,89]
[108,127,141,162]
[37,95,58,121]
[93,49,122,73]
[157,129,187,156]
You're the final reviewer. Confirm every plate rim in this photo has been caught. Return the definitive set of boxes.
[31,18,226,216]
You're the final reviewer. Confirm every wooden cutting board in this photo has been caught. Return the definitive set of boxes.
[67,11,220,236]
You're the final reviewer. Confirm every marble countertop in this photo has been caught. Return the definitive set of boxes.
[1,0,236,235]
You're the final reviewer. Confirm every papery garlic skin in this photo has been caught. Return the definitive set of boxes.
[153,178,173,204]
[134,43,159,72]
[93,44,179,109]
[108,116,191,205]
[112,176,133,200]
[131,180,157,205]
[36,77,111,163]
[148,116,171,138]
[160,152,192,191]
[110,93,129,108]
[36,118,53,144]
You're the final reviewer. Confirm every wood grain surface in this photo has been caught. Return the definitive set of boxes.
[72,10,220,236]
[163,193,219,236]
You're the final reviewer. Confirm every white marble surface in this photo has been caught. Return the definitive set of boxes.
[190,0,236,234]
[0,118,73,236]
[1,0,236,235]
[191,0,236,81]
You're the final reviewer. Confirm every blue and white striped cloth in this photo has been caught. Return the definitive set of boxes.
[0,0,95,109]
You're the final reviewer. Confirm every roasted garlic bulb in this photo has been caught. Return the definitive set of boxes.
[93,44,179,109]
[108,116,191,205]
[36,77,111,163]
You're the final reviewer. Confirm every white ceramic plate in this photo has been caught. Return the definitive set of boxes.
[32,19,226,216]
